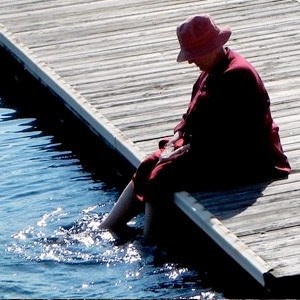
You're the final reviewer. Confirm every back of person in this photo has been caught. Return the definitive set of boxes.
[176,47,290,187]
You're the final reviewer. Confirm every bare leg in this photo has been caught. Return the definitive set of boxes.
[99,180,141,231]
[143,198,172,243]
[143,202,155,239]
[143,201,163,243]
[100,180,160,243]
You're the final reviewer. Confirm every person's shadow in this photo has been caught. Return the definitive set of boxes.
[190,181,270,220]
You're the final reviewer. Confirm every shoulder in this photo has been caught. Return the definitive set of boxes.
[217,49,270,107]
[224,49,261,83]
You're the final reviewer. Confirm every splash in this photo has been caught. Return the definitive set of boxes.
[8,206,142,265]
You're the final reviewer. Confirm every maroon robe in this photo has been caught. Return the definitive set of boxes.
[132,48,291,203]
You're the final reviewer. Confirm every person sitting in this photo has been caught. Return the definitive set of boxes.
[99,14,291,242]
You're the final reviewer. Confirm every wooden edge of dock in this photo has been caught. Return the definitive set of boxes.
[0,24,273,287]
[0,24,145,168]
[174,191,272,286]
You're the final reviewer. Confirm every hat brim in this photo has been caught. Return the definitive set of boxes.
[177,29,231,62]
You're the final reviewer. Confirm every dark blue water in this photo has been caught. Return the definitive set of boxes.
[0,99,221,299]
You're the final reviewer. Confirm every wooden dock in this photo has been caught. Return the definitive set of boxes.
[0,0,299,288]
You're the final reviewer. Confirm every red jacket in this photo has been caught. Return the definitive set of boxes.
[174,48,291,183]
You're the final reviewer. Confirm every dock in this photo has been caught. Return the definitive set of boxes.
[0,0,299,289]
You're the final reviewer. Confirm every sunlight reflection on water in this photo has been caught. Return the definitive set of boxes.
[0,102,221,299]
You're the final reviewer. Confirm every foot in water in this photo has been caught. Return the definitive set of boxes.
[110,225,143,245]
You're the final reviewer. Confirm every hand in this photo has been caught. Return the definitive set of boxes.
[157,143,190,165]
[157,143,174,164]
[168,131,182,145]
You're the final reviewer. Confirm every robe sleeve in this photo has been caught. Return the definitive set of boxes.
[173,73,206,135]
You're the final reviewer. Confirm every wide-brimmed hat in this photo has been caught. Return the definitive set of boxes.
[177,15,231,62]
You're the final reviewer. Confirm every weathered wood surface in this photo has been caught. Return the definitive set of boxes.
[189,172,300,279]
[0,0,299,286]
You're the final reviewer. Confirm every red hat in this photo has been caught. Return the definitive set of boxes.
[177,15,231,62]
